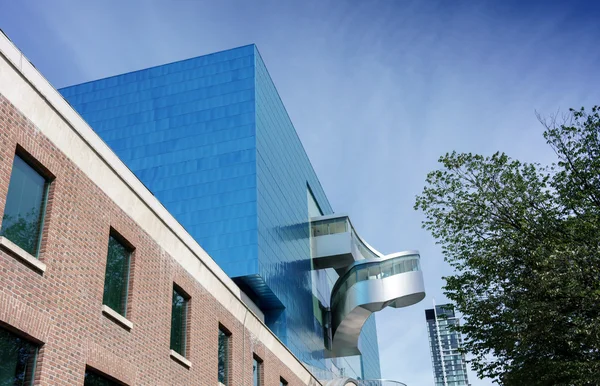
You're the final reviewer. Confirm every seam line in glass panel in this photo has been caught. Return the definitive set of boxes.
[78,77,256,116]
[79,86,256,124]
[87,98,255,131]
[62,51,255,96]
[69,69,255,110]
[119,133,256,163]
[100,111,255,142]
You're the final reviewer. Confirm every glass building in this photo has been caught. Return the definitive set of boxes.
[425,304,470,386]
[59,45,425,382]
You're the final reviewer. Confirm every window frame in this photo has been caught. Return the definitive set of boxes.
[0,149,54,258]
[170,285,190,357]
[252,353,263,386]
[84,367,125,386]
[102,230,134,317]
[0,325,40,386]
[218,324,231,385]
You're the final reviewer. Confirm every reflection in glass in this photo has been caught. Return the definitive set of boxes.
[0,155,49,256]
[102,236,131,316]
[84,369,121,386]
[218,328,229,384]
[252,356,261,386]
[170,288,188,356]
[0,327,38,386]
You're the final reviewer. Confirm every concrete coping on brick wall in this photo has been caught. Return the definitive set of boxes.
[170,349,192,369]
[0,30,320,386]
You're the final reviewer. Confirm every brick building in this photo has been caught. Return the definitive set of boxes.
[0,32,320,385]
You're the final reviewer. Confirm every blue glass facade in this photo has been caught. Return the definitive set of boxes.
[59,45,380,379]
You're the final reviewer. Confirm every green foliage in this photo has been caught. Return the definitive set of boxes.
[218,328,229,384]
[0,209,42,256]
[415,107,600,385]
[170,289,187,355]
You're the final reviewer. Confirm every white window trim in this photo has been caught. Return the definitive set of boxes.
[101,304,133,330]
[0,236,46,273]
[170,349,192,369]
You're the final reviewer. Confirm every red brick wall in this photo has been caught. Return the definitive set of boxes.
[0,94,312,386]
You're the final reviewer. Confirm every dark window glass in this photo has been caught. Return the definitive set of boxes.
[0,327,38,386]
[170,288,188,356]
[84,370,121,386]
[218,328,229,384]
[253,356,262,386]
[280,377,288,386]
[102,235,131,316]
[0,155,49,256]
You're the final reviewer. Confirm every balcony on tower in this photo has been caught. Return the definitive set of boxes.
[310,214,426,358]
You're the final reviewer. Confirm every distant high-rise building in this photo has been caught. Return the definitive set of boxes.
[425,304,470,386]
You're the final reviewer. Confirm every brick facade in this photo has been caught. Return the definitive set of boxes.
[0,91,315,385]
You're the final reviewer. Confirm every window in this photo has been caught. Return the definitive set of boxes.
[0,154,50,257]
[84,369,122,386]
[170,287,189,356]
[280,377,288,386]
[0,326,38,386]
[252,355,262,386]
[102,234,132,317]
[218,326,230,385]
[329,218,347,234]
[310,218,348,237]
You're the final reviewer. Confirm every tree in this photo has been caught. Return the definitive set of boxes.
[414,106,600,385]
[0,209,42,256]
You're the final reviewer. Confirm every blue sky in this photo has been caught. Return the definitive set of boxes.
[2,1,600,384]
